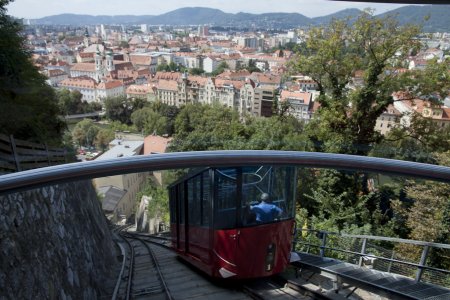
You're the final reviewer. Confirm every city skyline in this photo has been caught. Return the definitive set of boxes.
[7,0,409,19]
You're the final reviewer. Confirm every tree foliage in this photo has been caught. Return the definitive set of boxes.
[136,179,170,226]
[169,103,306,152]
[189,67,205,75]
[0,1,65,145]
[104,96,146,124]
[392,153,450,269]
[130,101,179,136]
[94,128,115,151]
[157,61,186,73]
[72,119,99,147]
[289,10,421,155]
[57,89,100,115]
[372,112,450,163]
[131,107,168,136]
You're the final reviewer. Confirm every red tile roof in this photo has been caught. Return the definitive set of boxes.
[126,84,151,95]
[97,80,123,90]
[143,135,172,154]
[60,76,97,89]
[70,63,96,72]
[153,72,182,81]
[280,90,312,105]
[157,79,178,91]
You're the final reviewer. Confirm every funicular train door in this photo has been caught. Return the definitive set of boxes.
[213,168,240,273]
[185,170,212,263]
[176,183,186,253]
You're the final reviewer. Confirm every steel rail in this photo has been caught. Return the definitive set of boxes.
[124,234,173,300]
[122,236,135,300]
[2,150,450,194]
[111,243,127,300]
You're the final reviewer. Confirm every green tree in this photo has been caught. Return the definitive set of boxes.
[72,119,99,148]
[287,11,450,235]
[136,179,170,226]
[289,11,421,155]
[393,152,450,269]
[169,103,306,152]
[156,61,186,73]
[131,107,168,135]
[189,67,205,75]
[104,96,144,124]
[57,89,88,115]
[211,62,229,77]
[119,41,129,48]
[246,59,262,73]
[0,1,65,145]
[94,128,115,151]
[372,112,450,163]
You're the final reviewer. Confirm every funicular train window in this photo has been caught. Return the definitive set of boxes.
[169,187,176,222]
[241,165,296,226]
[178,184,184,225]
[187,175,201,226]
[270,166,296,219]
[214,168,237,229]
[201,171,211,227]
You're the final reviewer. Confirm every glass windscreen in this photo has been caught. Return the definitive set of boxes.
[214,165,297,229]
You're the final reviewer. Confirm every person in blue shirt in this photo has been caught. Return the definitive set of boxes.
[250,193,282,223]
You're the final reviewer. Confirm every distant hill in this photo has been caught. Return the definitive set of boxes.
[148,7,232,25]
[34,13,155,25]
[378,5,450,32]
[312,8,362,25]
[30,5,450,32]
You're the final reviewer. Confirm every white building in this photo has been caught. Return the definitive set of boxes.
[60,77,97,102]
[96,80,125,100]
[203,56,220,73]
[280,90,313,122]
[94,140,147,221]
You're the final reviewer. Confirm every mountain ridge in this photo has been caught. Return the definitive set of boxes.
[29,6,450,32]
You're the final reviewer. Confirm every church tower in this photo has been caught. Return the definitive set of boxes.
[106,49,115,72]
[95,45,104,82]
[83,28,90,47]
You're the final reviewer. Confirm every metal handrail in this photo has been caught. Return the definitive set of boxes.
[296,241,450,275]
[299,228,450,250]
[2,150,450,194]
[294,229,450,283]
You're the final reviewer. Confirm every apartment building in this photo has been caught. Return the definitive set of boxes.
[94,140,147,222]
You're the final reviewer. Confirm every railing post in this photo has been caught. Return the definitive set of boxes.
[9,135,21,172]
[415,245,430,283]
[44,143,51,166]
[387,250,395,273]
[358,238,367,267]
[306,230,312,253]
[319,231,327,257]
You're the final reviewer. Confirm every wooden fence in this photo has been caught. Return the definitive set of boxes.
[0,134,69,174]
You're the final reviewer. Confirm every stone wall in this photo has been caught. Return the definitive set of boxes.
[0,180,117,299]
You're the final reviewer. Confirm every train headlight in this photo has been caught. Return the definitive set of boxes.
[265,243,276,272]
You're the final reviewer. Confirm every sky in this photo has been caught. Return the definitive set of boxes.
[6,0,409,19]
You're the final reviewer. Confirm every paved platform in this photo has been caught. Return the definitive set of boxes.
[291,252,450,300]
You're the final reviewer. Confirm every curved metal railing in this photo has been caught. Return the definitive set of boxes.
[1,150,450,194]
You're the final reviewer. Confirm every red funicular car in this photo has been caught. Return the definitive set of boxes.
[168,165,298,279]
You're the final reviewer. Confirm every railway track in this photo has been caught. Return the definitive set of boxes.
[108,229,312,300]
[112,231,171,300]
